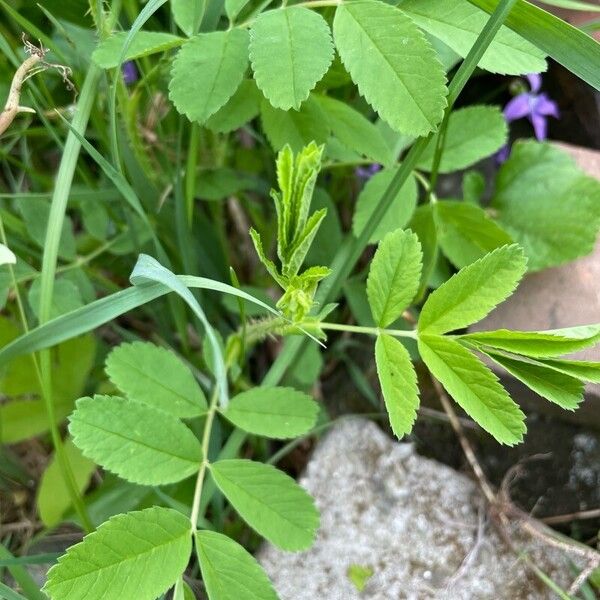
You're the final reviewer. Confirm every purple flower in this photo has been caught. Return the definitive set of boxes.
[122,61,138,85]
[356,163,381,180]
[503,73,559,141]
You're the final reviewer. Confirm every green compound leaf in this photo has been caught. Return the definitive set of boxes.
[367,229,422,328]
[434,200,514,269]
[221,386,319,439]
[482,350,583,410]
[418,244,527,335]
[418,334,526,445]
[261,95,330,152]
[399,0,546,75]
[417,106,508,173]
[375,334,420,439]
[92,31,183,68]
[491,141,600,271]
[169,29,249,124]
[206,80,261,133]
[315,94,392,166]
[250,6,334,110]
[38,437,95,528]
[352,167,418,244]
[194,530,278,600]
[105,341,207,418]
[209,459,319,551]
[43,507,192,600]
[461,324,600,358]
[333,0,447,136]
[69,396,202,486]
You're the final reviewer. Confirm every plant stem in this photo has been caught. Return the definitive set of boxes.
[37,65,102,534]
[318,321,417,339]
[190,387,220,531]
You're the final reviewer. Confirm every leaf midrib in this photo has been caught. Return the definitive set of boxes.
[342,4,432,126]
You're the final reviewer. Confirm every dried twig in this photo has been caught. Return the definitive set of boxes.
[430,373,600,594]
[0,35,75,136]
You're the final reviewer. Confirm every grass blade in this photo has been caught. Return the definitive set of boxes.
[469,0,600,90]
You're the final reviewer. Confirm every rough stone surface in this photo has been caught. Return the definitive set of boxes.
[259,419,584,599]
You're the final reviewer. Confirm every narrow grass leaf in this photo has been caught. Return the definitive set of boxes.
[416,106,507,173]
[400,0,546,74]
[469,0,600,90]
[0,274,279,364]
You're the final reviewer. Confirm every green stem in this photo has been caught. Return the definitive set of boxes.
[426,108,451,203]
[36,65,102,534]
[190,387,220,530]
[319,321,417,339]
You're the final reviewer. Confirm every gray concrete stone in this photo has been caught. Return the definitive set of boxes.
[259,419,584,599]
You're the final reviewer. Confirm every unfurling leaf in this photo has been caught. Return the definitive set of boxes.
[105,341,207,417]
[195,530,278,600]
[209,459,319,551]
[222,386,319,438]
[43,507,192,600]
[375,334,420,439]
[69,396,202,486]
[367,229,422,328]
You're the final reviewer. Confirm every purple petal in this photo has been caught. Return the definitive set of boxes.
[533,93,560,118]
[356,164,381,180]
[122,61,138,85]
[530,112,548,141]
[504,94,532,122]
[495,144,511,164]
[526,73,542,93]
